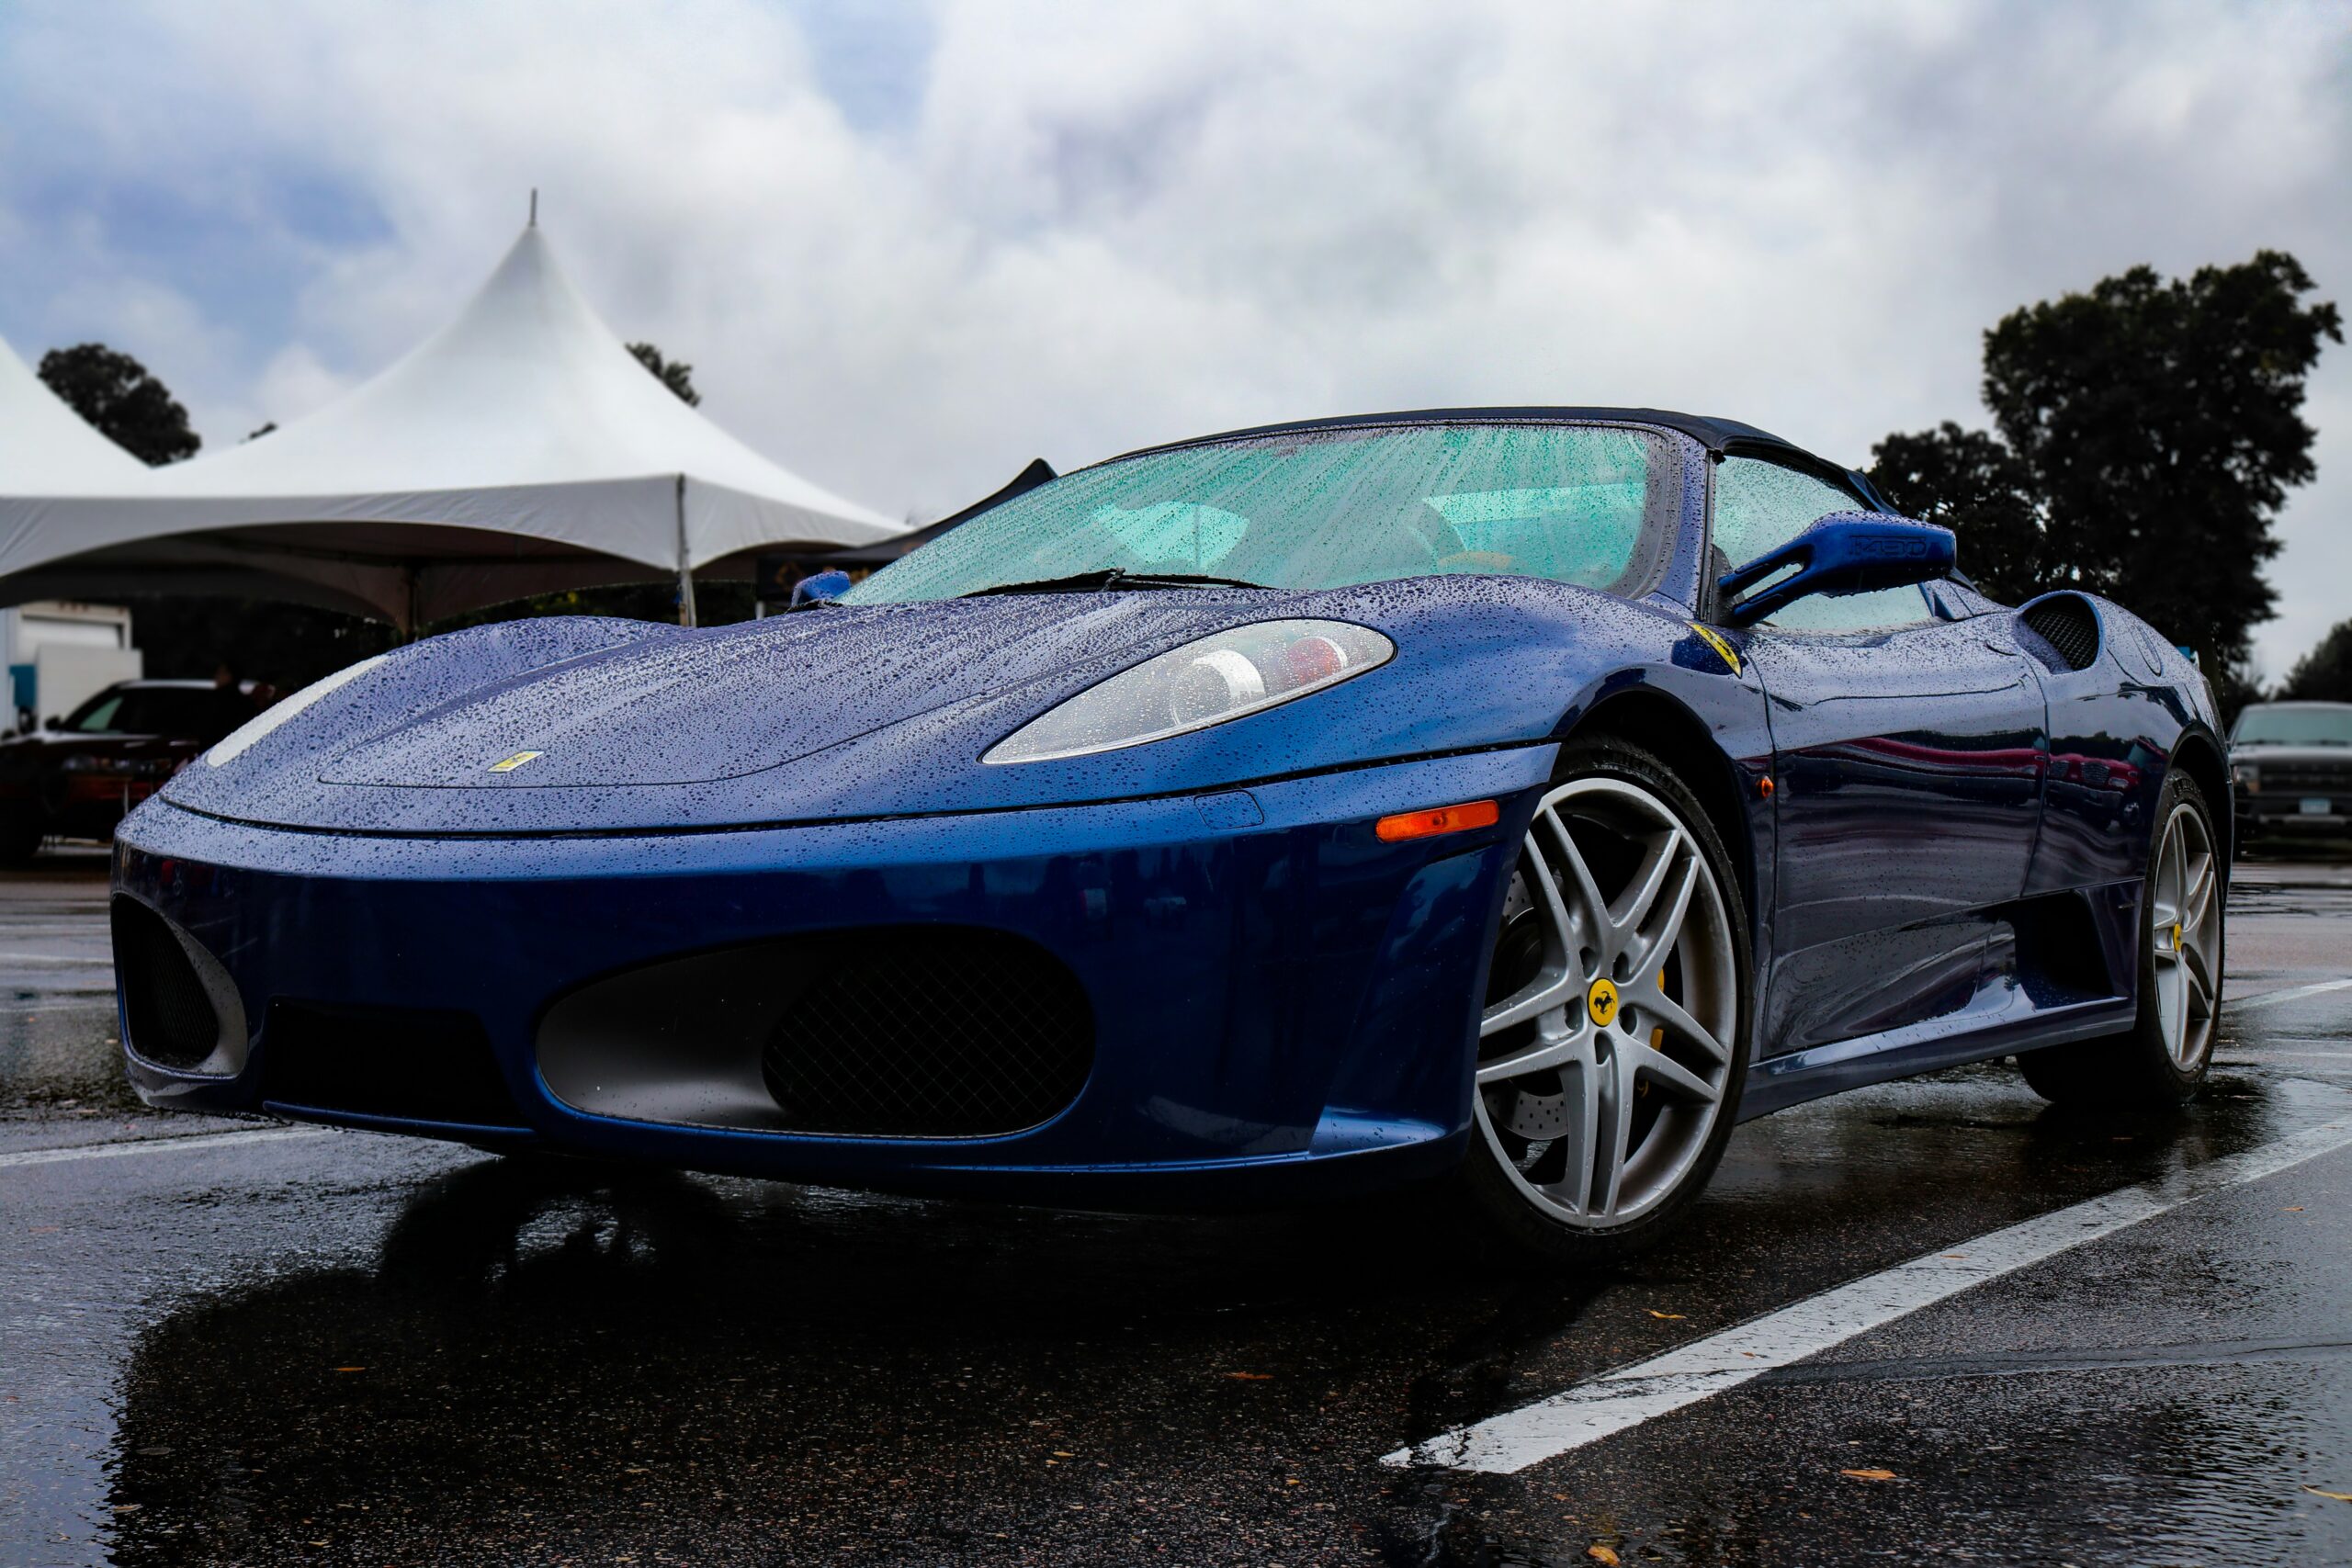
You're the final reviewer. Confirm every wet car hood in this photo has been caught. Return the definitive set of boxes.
[316,594,1261,789]
[153,580,1677,836]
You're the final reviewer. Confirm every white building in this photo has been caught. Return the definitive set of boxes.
[4,600,141,731]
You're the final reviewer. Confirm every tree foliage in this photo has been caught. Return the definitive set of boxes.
[628,342,700,406]
[1867,251,2339,685]
[2280,619,2352,704]
[39,343,201,466]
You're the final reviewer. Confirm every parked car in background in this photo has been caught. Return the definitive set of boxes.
[0,679,262,863]
[2232,700,2352,851]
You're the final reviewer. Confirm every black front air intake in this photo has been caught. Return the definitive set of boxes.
[761,930,1094,1138]
[2020,595,2101,672]
[111,896,220,1069]
[263,1000,526,1130]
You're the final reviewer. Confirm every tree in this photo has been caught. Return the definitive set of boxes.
[628,342,700,406]
[1983,251,2338,676]
[2280,619,2352,704]
[38,343,201,466]
[1866,252,2339,685]
[1865,422,2041,604]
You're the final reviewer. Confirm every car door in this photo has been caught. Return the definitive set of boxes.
[1711,456,2048,1058]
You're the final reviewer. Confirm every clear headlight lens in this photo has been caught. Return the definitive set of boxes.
[206,654,390,768]
[984,619,1394,765]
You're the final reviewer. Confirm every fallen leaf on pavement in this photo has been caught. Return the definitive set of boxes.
[2285,1206,2305,1213]
[331,1367,366,1373]
[1587,1546,1620,1565]
[1840,1468,1898,1482]
[1224,1371,1272,1381]
[1647,1310,1685,1320]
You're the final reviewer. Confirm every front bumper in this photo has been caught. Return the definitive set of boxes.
[2236,795,2352,836]
[112,747,1552,1208]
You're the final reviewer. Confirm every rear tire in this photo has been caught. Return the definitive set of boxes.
[1452,736,1751,1270]
[2018,771,2222,1108]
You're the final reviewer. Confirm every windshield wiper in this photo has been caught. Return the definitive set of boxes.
[961,569,1270,598]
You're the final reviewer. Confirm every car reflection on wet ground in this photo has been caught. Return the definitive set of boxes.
[4,849,2351,1565]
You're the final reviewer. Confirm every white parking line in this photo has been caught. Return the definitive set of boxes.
[1385,1114,2352,1474]
[2233,979,2352,1012]
[0,1125,333,1170]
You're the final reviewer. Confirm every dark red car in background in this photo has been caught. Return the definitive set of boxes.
[0,680,263,863]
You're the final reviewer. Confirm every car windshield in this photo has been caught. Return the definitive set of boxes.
[2234,706,2352,747]
[63,687,237,739]
[842,423,1679,604]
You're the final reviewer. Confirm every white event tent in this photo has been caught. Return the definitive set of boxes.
[0,220,899,628]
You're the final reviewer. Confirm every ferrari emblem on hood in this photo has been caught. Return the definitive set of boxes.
[487,750,545,773]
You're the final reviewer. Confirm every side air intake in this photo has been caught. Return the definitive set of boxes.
[111,896,232,1072]
[2019,594,2101,672]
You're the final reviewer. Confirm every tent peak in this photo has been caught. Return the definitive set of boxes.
[529,188,537,228]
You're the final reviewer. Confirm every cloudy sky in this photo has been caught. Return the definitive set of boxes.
[1,0,2346,673]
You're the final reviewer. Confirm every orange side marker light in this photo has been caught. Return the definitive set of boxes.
[1758,774,1775,799]
[1375,799,1500,842]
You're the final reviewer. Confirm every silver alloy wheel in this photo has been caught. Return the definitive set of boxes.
[2148,799,2221,1069]
[1475,776,1738,1228]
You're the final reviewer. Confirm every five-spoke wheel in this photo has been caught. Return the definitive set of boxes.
[2018,769,2224,1108]
[1459,739,1748,1262]
[2147,797,2221,1071]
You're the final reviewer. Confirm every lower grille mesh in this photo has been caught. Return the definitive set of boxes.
[761,929,1093,1137]
[264,1001,524,1129]
[111,897,219,1069]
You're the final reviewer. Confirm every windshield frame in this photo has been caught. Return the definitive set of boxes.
[844,417,1700,607]
[2233,705,2352,747]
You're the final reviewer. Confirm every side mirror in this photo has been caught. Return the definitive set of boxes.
[788,569,853,610]
[1717,512,1955,627]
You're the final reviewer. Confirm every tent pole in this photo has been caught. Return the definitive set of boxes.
[674,474,697,627]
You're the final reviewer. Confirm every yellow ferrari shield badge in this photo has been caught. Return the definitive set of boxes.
[1689,624,1742,674]
[487,750,544,773]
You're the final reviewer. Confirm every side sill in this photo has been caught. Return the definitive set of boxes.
[1740,994,2133,1122]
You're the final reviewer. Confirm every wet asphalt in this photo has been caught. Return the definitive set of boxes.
[4,848,2351,1566]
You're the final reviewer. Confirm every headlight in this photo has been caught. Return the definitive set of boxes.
[207,654,391,768]
[983,619,1395,764]
[2232,761,2258,794]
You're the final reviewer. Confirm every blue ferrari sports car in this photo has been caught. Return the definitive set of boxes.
[112,410,2228,1262]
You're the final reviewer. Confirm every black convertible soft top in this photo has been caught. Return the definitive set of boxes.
[1114,405,1801,459]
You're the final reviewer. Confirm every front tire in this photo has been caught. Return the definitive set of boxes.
[2018,771,2222,1107]
[1455,736,1751,1269]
